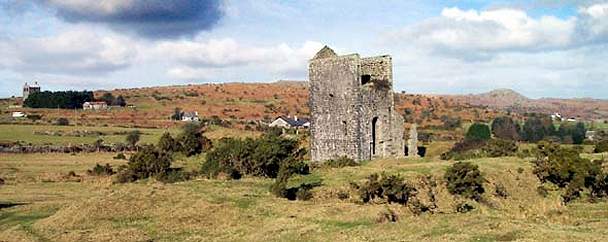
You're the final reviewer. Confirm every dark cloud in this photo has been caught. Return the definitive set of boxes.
[44,0,224,39]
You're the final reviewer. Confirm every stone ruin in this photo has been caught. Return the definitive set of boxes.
[309,46,405,162]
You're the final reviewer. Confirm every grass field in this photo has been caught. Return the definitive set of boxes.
[0,124,262,146]
[2,152,608,241]
[0,124,177,145]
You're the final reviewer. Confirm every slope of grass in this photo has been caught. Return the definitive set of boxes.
[1,153,608,241]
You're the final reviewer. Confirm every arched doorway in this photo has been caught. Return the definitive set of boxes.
[371,117,378,156]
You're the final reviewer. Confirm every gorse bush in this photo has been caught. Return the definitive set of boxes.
[271,158,316,201]
[444,162,485,201]
[178,122,212,157]
[203,133,304,179]
[595,140,608,153]
[324,156,359,168]
[482,139,518,157]
[113,153,127,160]
[354,173,417,205]
[87,163,115,176]
[115,145,172,183]
[56,118,69,126]
[465,123,491,142]
[532,142,608,203]
[158,132,179,153]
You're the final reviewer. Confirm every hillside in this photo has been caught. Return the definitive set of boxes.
[1,82,505,132]
[447,89,608,120]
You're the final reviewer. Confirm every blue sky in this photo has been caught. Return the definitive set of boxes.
[1,0,607,99]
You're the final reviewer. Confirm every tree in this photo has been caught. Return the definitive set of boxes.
[465,123,491,142]
[444,162,485,201]
[558,122,587,144]
[24,90,94,109]
[100,92,115,105]
[158,132,179,153]
[112,95,127,107]
[126,130,141,148]
[491,116,520,140]
[171,107,183,120]
[522,115,555,142]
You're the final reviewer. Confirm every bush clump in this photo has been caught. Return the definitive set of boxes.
[203,134,303,179]
[444,162,485,201]
[491,116,520,141]
[354,173,417,205]
[56,118,69,126]
[465,123,491,142]
[324,156,359,168]
[87,163,115,176]
[115,146,172,183]
[532,142,608,203]
[482,139,518,157]
[595,140,608,153]
[113,153,127,160]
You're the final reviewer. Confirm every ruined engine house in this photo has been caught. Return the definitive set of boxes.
[309,46,404,162]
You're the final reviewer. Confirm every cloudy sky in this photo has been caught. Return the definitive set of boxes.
[1,0,607,98]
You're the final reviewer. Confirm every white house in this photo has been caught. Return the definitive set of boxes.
[269,116,310,129]
[181,111,200,122]
[83,101,108,110]
[12,112,25,118]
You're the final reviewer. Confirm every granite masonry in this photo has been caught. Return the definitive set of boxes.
[309,46,405,162]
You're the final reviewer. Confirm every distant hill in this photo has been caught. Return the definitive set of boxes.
[446,89,608,120]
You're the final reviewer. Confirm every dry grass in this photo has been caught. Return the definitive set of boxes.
[2,153,608,241]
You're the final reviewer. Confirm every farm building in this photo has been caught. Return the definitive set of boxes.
[83,101,108,110]
[269,116,310,129]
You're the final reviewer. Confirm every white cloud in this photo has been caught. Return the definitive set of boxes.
[0,26,136,75]
[154,38,324,79]
[390,4,608,60]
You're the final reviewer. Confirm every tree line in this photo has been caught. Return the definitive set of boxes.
[24,91,127,109]
[24,91,94,109]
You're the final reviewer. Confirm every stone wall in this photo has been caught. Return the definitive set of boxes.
[309,46,404,162]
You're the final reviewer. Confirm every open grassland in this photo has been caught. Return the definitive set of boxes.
[0,124,177,145]
[2,153,608,241]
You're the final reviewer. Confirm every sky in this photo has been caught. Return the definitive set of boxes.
[0,0,607,99]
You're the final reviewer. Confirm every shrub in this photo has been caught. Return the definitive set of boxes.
[465,123,491,142]
[455,202,475,213]
[557,122,587,144]
[115,146,172,183]
[156,169,192,184]
[532,142,607,203]
[491,116,520,140]
[113,153,127,160]
[594,140,608,153]
[356,173,417,205]
[376,208,399,223]
[178,123,212,156]
[444,162,485,201]
[494,183,508,198]
[87,163,115,176]
[440,139,486,160]
[522,115,555,142]
[532,142,599,188]
[56,118,69,126]
[324,156,359,168]
[205,134,302,178]
[482,139,518,157]
[158,132,179,153]
[126,130,141,148]
[536,186,549,197]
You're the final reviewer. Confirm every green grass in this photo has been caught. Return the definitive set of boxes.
[2,152,608,241]
[0,124,176,145]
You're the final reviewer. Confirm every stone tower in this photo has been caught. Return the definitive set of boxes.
[23,81,41,101]
[309,46,405,162]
